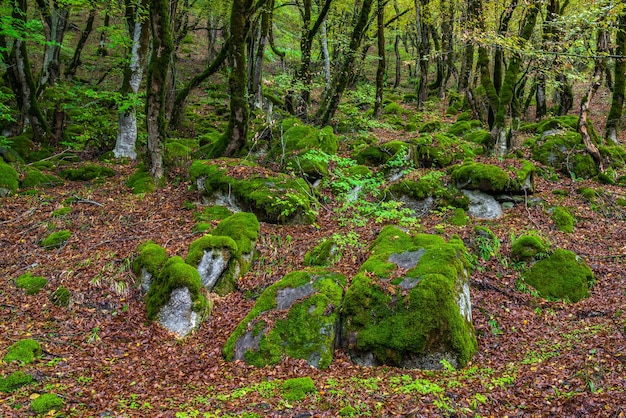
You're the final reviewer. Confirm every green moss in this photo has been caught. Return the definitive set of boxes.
[126,168,155,194]
[5,133,34,160]
[447,120,481,137]
[551,206,574,233]
[355,140,411,167]
[282,377,317,401]
[531,132,597,178]
[0,371,33,393]
[30,393,64,414]
[192,222,212,233]
[513,160,536,191]
[552,189,568,197]
[50,286,71,307]
[0,160,19,196]
[51,207,71,217]
[145,257,207,320]
[522,249,593,302]
[450,162,511,193]
[536,115,579,134]
[464,129,491,146]
[15,273,48,295]
[450,208,468,226]
[304,239,337,266]
[59,164,115,181]
[39,230,71,249]
[211,212,260,255]
[384,101,404,115]
[3,339,42,363]
[20,167,63,189]
[194,205,232,222]
[165,139,197,167]
[132,242,168,276]
[186,235,238,266]
[510,233,549,261]
[414,133,479,168]
[576,187,598,201]
[419,121,442,133]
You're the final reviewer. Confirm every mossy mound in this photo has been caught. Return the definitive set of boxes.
[304,239,338,266]
[4,134,34,161]
[384,172,468,211]
[50,286,71,307]
[551,206,575,233]
[414,133,480,168]
[446,120,482,137]
[165,139,198,167]
[510,233,549,261]
[0,371,33,393]
[3,339,42,363]
[419,120,442,133]
[522,249,593,302]
[464,129,492,147]
[536,115,579,134]
[59,164,115,181]
[126,168,155,194]
[194,205,233,222]
[532,131,598,179]
[223,270,345,369]
[132,242,169,293]
[210,212,259,255]
[0,160,19,197]
[51,206,71,218]
[15,273,48,295]
[450,162,511,194]
[449,208,468,226]
[341,226,476,369]
[30,393,64,414]
[282,377,317,401]
[39,230,71,249]
[20,167,63,189]
[146,256,209,337]
[190,159,316,224]
[355,140,413,168]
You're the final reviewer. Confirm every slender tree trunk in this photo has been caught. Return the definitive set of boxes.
[98,10,110,56]
[373,0,385,118]
[146,0,175,181]
[250,1,271,110]
[320,20,331,86]
[65,6,96,78]
[37,0,69,89]
[606,11,626,144]
[414,0,430,107]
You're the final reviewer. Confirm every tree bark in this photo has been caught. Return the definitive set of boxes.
[373,0,385,118]
[606,11,626,144]
[36,0,70,89]
[65,6,97,78]
[414,0,430,107]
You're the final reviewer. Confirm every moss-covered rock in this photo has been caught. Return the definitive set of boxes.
[3,339,42,363]
[20,167,63,189]
[5,133,34,161]
[132,242,169,293]
[190,159,316,224]
[551,206,574,233]
[126,168,155,194]
[50,286,71,307]
[355,140,413,168]
[447,120,482,137]
[39,230,71,249]
[532,131,598,179]
[341,226,476,369]
[384,172,468,213]
[0,160,19,197]
[450,162,511,194]
[15,272,48,295]
[194,205,233,222]
[0,371,33,393]
[223,269,345,369]
[536,115,579,134]
[522,249,593,302]
[510,233,549,261]
[146,256,210,337]
[59,164,115,181]
[414,133,480,168]
[304,239,338,266]
[419,120,442,133]
[282,377,317,401]
[30,393,64,414]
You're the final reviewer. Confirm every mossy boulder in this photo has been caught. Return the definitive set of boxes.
[39,230,71,249]
[3,339,42,363]
[510,233,549,261]
[413,133,480,168]
[194,205,232,222]
[384,172,468,214]
[132,242,169,294]
[186,212,259,295]
[223,270,345,369]
[532,131,598,179]
[447,120,482,137]
[59,164,115,181]
[304,239,338,266]
[341,226,477,369]
[4,134,34,161]
[536,115,579,134]
[419,121,442,133]
[355,140,414,168]
[0,371,33,393]
[146,256,210,337]
[15,273,48,295]
[30,393,64,414]
[0,160,19,197]
[450,162,511,194]
[190,159,316,224]
[126,168,155,194]
[522,249,593,302]
[20,167,63,189]
[551,206,575,233]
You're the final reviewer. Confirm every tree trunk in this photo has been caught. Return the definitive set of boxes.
[605,11,626,144]
[373,0,385,118]
[37,0,70,89]
[320,20,331,86]
[414,0,430,107]
[146,0,175,181]
[65,6,97,78]
[535,73,546,120]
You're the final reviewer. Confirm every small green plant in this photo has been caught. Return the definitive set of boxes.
[281,377,316,401]
[50,286,71,307]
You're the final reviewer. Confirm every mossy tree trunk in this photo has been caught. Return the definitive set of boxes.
[492,0,518,96]
[146,0,175,181]
[606,11,626,144]
[414,0,431,108]
[115,0,150,160]
[249,0,271,110]
[35,0,70,90]
[535,0,559,121]
[315,0,374,126]
[438,0,454,98]
[373,0,385,118]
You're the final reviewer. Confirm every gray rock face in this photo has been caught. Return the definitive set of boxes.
[197,248,232,290]
[400,196,435,217]
[139,267,152,294]
[157,288,201,338]
[276,283,316,310]
[388,249,425,269]
[462,189,503,220]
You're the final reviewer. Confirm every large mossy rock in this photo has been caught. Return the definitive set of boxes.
[521,249,593,303]
[531,131,598,179]
[341,226,477,369]
[20,167,63,189]
[355,140,414,169]
[190,159,316,224]
[450,161,535,195]
[186,212,259,295]
[145,256,210,337]
[0,160,19,197]
[132,242,169,293]
[223,270,345,369]
[413,133,481,168]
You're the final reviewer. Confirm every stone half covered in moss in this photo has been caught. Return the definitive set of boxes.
[146,256,210,337]
[20,167,64,189]
[510,233,550,261]
[355,140,414,171]
[340,226,477,369]
[132,241,169,293]
[413,133,481,168]
[189,159,316,225]
[522,249,593,303]
[59,164,115,181]
[531,130,598,179]
[450,161,511,194]
[0,160,19,197]
[223,269,346,369]
[3,339,42,363]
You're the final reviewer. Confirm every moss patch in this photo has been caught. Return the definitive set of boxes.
[551,206,574,233]
[3,339,42,363]
[414,133,480,168]
[50,286,71,307]
[20,167,63,189]
[450,162,511,193]
[304,239,337,266]
[194,205,232,222]
[39,230,71,249]
[15,273,48,295]
[0,160,19,197]
[132,241,168,277]
[210,212,259,255]
[51,206,72,217]
[522,249,593,302]
[282,377,317,401]
[0,371,33,393]
[126,168,155,194]
[60,164,115,181]
[30,393,64,414]
[510,233,549,261]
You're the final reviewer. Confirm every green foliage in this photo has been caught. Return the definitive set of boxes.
[414,133,481,168]
[30,393,64,414]
[50,286,71,307]
[60,164,115,181]
[474,227,501,261]
[281,377,317,401]
[194,206,232,222]
[15,272,48,295]
[0,371,33,393]
[39,230,71,249]
[0,160,18,196]
[51,206,71,218]
[304,239,337,266]
[3,339,42,364]
[551,206,575,233]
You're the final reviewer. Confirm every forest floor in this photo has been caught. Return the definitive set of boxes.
[2,107,626,417]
